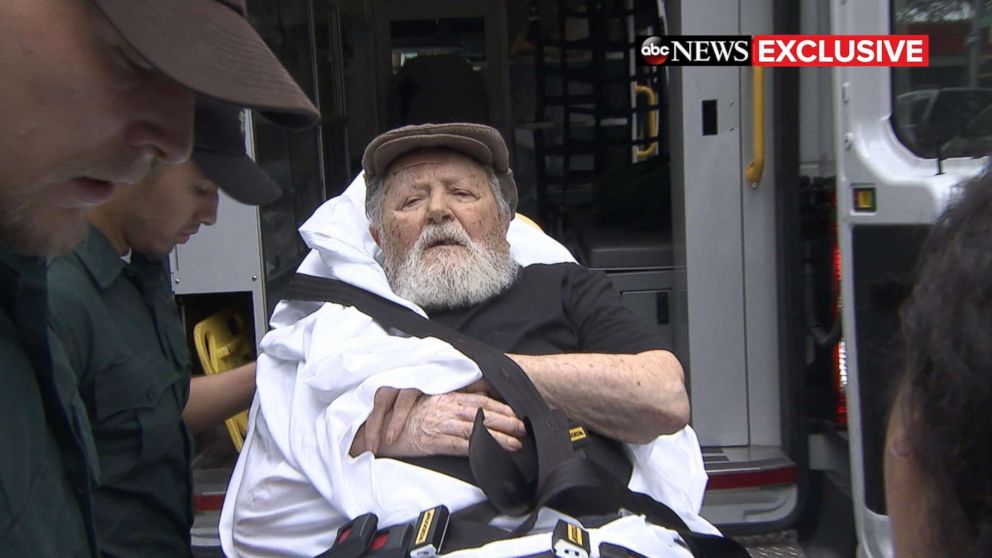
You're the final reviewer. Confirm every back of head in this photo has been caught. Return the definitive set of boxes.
[899,172,992,555]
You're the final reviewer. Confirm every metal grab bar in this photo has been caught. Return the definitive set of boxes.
[744,66,765,187]
[635,84,659,159]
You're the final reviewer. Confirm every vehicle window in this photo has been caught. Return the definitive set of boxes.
[892,0,992,158]
[908,94,931,126]
[247,0,328,310]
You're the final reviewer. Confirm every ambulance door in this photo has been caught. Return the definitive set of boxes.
[832,1,989,556]
[669,0,801,527]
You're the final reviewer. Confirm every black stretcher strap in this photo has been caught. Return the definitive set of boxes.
[286,274,748,558]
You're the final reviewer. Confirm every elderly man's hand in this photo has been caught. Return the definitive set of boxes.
[362,387,423,454]
[366,392,526,458]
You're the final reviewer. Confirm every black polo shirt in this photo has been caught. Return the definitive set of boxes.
[429,263,666,356]
[49,226,193,558]
[0,244,98,557]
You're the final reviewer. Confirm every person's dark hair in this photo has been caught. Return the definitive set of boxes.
[898,172,992,555]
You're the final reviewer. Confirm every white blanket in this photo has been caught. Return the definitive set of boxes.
[219,174,718,557]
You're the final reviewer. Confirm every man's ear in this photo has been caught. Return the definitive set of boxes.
[369,225,381,246]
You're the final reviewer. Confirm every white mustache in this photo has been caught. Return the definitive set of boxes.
[414,222,472,251]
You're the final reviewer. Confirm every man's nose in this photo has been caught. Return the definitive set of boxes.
[426,191,453,223]
[123,74,196,165]
[198,191,220,227]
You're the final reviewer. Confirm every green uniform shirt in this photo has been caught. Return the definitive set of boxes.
[0,244,98,557]
[49,226,194,558]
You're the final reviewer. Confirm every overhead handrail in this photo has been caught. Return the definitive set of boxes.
[744,66,765,187]
[635,84,659,159]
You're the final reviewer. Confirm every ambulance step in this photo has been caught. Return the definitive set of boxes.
[734,529,806,558]
[702,446,797,490]
[701,446,799,527]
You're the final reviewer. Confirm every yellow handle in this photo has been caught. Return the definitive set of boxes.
[744,66,765,187]
[635,84,659,159]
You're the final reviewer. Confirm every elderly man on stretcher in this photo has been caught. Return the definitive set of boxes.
[220,123,744,558]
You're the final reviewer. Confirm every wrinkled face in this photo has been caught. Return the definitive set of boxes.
[0,0,195,257]
[371,149,517,310]
[121,161,219,258]
[374,149,507,258]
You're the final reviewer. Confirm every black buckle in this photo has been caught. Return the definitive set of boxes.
[316,513,379,558]
[364,523,414,557]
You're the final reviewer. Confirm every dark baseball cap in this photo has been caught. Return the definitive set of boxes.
[362,123,517,212]
[91,0,319,129]
[192,97,281,206]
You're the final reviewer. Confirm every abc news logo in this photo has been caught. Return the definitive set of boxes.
[640,35,751,66]
[639,34,929,67]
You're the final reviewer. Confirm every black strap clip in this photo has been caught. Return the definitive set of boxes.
[316,513,378,558]
[364,523,414,557]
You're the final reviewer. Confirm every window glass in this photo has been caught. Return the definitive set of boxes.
[892,0,992,158]
[247,0,325,311]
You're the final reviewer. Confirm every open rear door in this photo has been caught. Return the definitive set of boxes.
[832,1,989,555]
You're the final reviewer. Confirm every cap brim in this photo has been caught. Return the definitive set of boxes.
[93,0,319,129]
[193,150,282,206]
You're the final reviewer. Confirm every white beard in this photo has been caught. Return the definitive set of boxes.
[382,220,518,311]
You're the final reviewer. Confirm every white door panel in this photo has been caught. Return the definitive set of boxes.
[832,1,986,556]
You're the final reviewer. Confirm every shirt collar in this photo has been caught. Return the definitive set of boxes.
[74,225,126,291]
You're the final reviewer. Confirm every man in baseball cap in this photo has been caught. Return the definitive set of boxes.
[47,97,280,556]
[0,1,316,555]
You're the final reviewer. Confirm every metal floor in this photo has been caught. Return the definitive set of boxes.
[736,530,807,558]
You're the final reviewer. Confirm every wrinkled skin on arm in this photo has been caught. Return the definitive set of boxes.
[508,349,689,444]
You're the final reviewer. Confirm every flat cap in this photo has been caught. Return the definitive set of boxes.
[362,123,517,212]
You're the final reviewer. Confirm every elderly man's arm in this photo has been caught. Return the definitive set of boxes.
[507,349,688,444]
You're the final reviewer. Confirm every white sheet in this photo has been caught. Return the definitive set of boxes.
[219,174,717,557]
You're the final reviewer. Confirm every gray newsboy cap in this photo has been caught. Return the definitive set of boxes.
[361,122,517,212]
